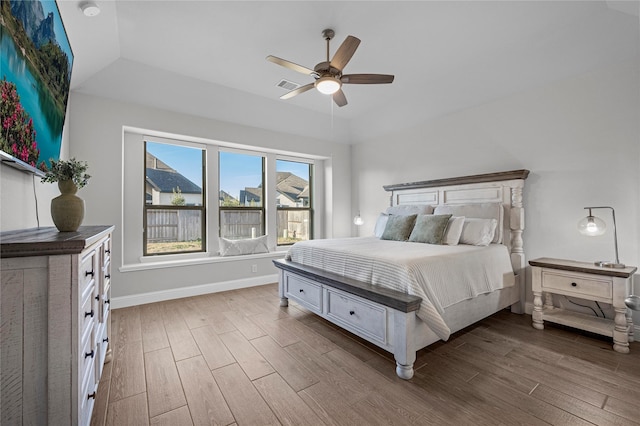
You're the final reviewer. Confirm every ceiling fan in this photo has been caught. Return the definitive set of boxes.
[266,29,394,107]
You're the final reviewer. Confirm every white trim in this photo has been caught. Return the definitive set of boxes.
[120,250,286,273]
[111,274,279,309]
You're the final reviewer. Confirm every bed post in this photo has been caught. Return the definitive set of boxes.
[393,310,417,380]
[510,183,526,314]
[278,269,289,307]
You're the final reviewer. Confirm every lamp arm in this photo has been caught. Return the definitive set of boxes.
[585,206,620,264]
[609,207,620,265]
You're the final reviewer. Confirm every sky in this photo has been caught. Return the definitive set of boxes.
[146,142,310,200]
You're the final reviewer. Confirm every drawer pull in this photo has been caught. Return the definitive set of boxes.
[95,295,100,301]
[85,270,94,277]
[88,392,96,400]
[105,249,111,254]
[299,289,304,293]
[349,310,355,315]
[105,274,111,279]
[104,299,110,305]
[571,282,577,287]
[85,310,94,318]
[103,337,109,343]
[85,350,94,359]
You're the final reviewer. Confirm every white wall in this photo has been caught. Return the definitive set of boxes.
[67,92,351,303]
[352,60,640,324]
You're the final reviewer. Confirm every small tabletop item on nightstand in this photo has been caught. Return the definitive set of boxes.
[529,257,637,354]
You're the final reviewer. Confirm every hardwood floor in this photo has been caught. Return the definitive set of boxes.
[91,283,640,425]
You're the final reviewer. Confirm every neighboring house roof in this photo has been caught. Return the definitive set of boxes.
[298,185,309,200]
[146,168,201,194]
[240,187,262,204]
[276,172,308,203]
[219,190,237,203]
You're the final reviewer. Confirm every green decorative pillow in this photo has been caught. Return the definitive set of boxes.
[408,214,453,244]
[380,214,417,241]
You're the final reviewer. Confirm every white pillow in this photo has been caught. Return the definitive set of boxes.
[459,218,498,246]
[219,235,269,256]
[373,213,389,238]
[434,203,503,244]
[442,216,465,245]
[385,204,434,216]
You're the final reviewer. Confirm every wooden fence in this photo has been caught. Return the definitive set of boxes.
[146,210,201,242]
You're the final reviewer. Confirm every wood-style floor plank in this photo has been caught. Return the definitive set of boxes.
[175,355,235,426]
[144,347,187,418]
[212,363,280,425]
[149,406,193,426]
[93,284,640,426]
[108,340,145,403]
[253,373,325,425]
[251,335,319,392]
[218,330,275,380]
[106,392,149,426]
[190,325,235,371]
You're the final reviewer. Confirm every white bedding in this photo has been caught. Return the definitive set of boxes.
[285,236,515,340]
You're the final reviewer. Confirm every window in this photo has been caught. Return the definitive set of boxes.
[276,159,312,245]
[143,141,205,255]
[219,151,265,239]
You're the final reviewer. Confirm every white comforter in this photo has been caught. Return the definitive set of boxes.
[285,236,515,340]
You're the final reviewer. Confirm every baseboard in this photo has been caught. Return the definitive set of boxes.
[111,274,279,309]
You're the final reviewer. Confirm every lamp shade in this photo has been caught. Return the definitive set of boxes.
[577,215,606,236]
[315,76,341,95]
[353,213,364,226]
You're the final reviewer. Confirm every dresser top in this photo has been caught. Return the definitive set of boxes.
[529,257,637,278]
[1,225,114,258]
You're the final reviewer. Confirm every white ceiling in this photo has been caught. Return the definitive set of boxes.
[57,0,639,143]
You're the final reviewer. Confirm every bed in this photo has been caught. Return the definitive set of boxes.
[273,169,529,379]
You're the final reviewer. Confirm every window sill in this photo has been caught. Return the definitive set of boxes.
[119,250,287,273]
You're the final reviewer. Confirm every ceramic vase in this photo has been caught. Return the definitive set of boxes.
[51,180,85,232]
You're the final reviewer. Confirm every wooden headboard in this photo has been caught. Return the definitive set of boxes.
[383,169,530,312]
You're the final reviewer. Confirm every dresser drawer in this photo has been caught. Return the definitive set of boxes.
[326,288,387,344]
[285,273,322,313]
[79,349,97,426]
[102,238,112,267]
[542,271,612,300]
[79,249,97,293]
[80,287,95,349]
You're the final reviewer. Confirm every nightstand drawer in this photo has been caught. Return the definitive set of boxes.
[542,271,612,300]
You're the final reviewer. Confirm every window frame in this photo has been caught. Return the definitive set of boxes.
[218,149,266,240]
[276,158,314,246]
[142,139,207,256]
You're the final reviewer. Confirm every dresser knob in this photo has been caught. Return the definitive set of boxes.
[85,350,94,359]
[103,337,109,343]
[571,282,577,287]
[349,310,355,315]
[299,289,304,293]
[105,274,111,279]
[104,299,110,305]
[105,249,111,254]
[95,295,100,301]
[85,270,94,277]
[85,310,94,318]
[88,392,96,400]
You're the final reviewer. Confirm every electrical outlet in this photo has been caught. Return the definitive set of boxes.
[251,264,257,273]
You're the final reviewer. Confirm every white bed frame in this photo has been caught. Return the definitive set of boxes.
[273,169,529,379]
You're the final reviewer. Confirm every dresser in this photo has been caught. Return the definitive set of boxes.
[1,226,114,426]
[530,257,636,353]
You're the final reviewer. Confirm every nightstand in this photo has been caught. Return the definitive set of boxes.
[530,257,637,353]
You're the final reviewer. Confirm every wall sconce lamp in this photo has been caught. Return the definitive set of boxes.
[353,212,364,226]
[577,206,625,268]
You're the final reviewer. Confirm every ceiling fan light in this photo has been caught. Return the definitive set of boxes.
[315,76,341,95]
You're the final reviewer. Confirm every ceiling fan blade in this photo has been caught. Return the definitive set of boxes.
[341,74,395,84]
[330,36,361,71]
[266,55,316,76]
[332,89,348,107]
[280,83,315,100]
